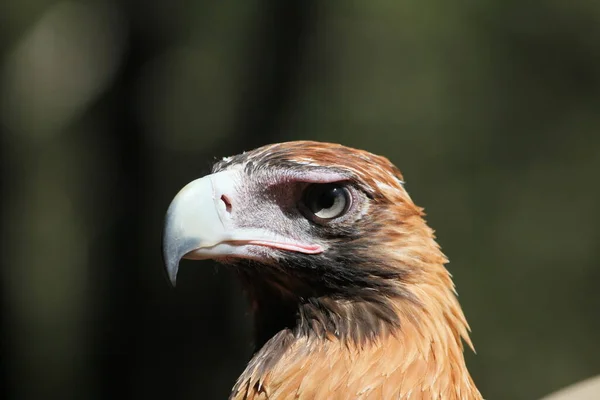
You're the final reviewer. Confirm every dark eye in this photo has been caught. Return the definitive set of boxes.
[300,183,351,223]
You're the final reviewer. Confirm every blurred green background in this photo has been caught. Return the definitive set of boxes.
[1,1,599,399]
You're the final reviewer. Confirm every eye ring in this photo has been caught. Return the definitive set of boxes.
[299,183,352,224]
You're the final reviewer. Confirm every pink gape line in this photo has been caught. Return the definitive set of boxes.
[245,240,323,254]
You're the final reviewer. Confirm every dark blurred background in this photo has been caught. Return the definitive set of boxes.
[1,1,599,399]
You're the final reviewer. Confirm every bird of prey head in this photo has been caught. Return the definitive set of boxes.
[163,141,482,399]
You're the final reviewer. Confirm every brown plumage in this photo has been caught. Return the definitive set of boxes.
[163,141,483,399]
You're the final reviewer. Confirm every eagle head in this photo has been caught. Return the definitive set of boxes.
[162,141,481,399]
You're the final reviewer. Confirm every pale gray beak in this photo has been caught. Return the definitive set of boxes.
[162,171,235,286]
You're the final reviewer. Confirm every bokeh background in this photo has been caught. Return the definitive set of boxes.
[1,1,599,399]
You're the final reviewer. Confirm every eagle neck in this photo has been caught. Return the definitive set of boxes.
[230,275,483,400]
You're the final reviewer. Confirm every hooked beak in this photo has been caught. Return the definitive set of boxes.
[162,170,323,286]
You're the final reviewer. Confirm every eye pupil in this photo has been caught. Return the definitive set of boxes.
[316,187,337,210]
[301,183,351,223]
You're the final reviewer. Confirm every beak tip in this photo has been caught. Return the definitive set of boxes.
[162,232,179,288]
[163,231,202,288]
[162,242,181,288]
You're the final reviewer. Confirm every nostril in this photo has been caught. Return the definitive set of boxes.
[221,194,232,213]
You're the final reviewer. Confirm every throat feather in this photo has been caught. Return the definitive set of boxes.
[231,271,482,400]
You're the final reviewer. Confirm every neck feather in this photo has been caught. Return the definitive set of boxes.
[230,262,482,400]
